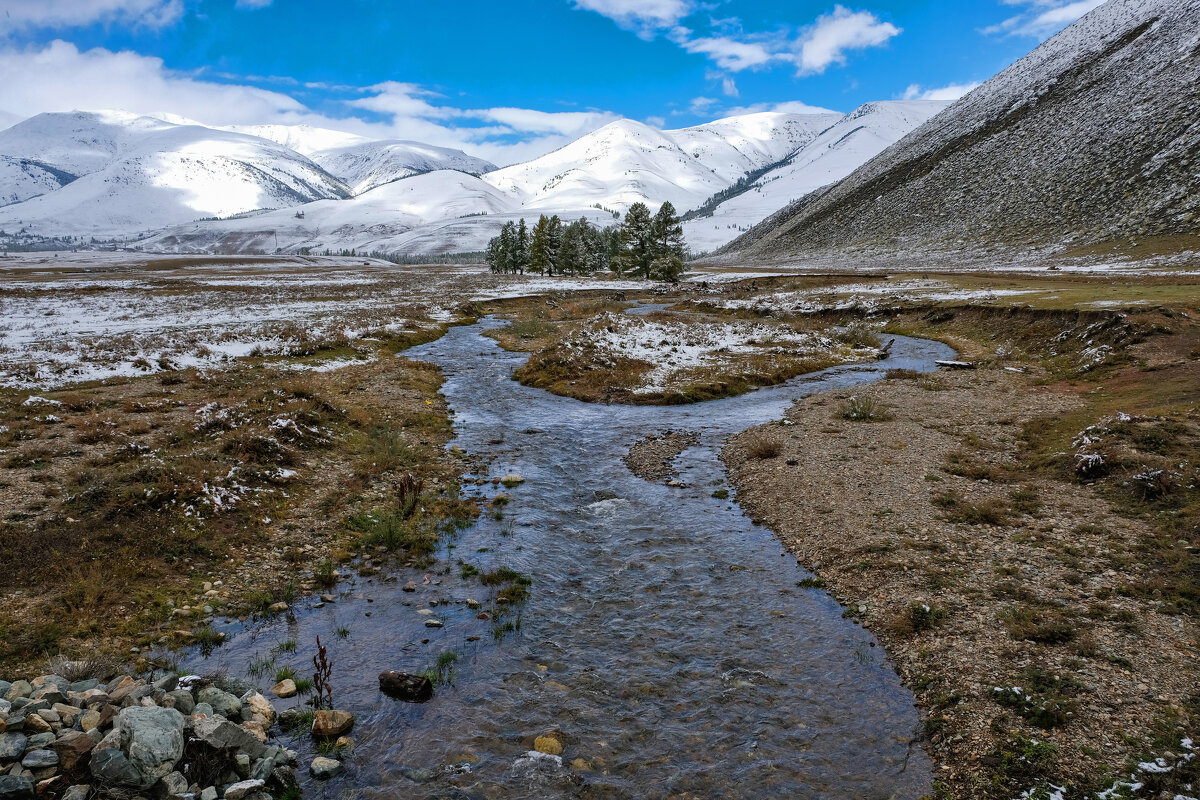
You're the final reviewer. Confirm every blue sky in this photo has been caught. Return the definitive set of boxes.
[0,0,1104,164]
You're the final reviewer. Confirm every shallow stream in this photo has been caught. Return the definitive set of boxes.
[186,315,955,799]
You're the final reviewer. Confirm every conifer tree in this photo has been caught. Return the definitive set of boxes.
[514,218,530,275]
[546,215,563,275]
[530,215,552,275]
[616,202,653,278]
[649,201,685,282]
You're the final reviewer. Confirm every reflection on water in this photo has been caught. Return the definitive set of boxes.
[186,317,954,799]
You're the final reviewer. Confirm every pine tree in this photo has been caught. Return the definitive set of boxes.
[497,221,518,274]
[514,218,530,275]
[649,201,685,282]
[530,215,552,275]
[546,215,563,275]
[616,202,653,279]
[486,235,504,274]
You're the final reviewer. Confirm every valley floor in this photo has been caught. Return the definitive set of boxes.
[0,253,1197,799]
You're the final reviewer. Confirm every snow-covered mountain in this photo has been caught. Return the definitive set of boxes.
[0,111,349,237]
[225,124,497,195]
[311,140,497,195]
[684,101,948,253]
[143,169,519,254]
[483,112,840,215]
[0,103,932,254]
[0,156,76,208]
[724,0,1200,263]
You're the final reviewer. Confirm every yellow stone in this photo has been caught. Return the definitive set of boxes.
[533,735,563,756]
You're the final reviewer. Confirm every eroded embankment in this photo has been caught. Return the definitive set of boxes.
[723,304,1200,799]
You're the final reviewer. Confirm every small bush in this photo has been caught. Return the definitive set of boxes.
[742,431,783,459]
[889,602,948,636]
[991,667,1081,729]
[838,396,893,422]
[999,605,1077,644]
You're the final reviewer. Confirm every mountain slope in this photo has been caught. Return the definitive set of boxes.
[311,140,497,195]
[0,156,77,208]
[0,112,349,237]
[723,0,1200,264]
[141,169,518,254]
[483,112,840,214]
[683,101,948,253]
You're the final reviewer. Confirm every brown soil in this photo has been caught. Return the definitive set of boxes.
[724,366,1199,798]
[623,431,699,482]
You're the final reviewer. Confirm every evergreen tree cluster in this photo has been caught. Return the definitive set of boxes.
[486,201,686,281]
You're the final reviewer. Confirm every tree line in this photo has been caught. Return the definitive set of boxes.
[486,201,686,281]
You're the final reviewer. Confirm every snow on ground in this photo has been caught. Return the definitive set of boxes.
[558,311,874,394]
[711,278,1046,312]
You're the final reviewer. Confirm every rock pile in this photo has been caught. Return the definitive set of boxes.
[0,669,298,800]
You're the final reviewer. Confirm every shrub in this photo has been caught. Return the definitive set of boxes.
[838,396,893,422]
[742,431,783,459]
[889,602,948,636]
[999,605,1077,644]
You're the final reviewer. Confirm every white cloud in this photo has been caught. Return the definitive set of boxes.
[721,100,840,117]
[235,0,274,9]
[0,41,621,166]
[688,96,718,115]
[901,82,980,101]
[791,5,901,75]
[983,0,1104,38]
[721,76,739,97]
[677,35,776,71]
[572,0,693,37]
[0,0,183,30]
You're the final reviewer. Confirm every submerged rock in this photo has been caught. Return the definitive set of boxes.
[378,672,433,703]
[310,756,343,779]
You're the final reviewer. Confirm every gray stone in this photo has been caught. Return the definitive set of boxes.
[25,733,55,749]
[0,775,33,800]
[189,717,265,760]
[113,706,185,788]
[3,683,30,703]
[191,703,214,718]
[152,676,178,694]
[0,683,11,699]
[61,785,90,800]
[0,734,27,761]
[234,753,251,778]
[309,757,343,780]
[199,787,218,800]
[0,699,10,714]
[196,688,241,719]
[157,771,188,797]
[30,688,65,706]
[212,676,256,698]
[223,779,264,800]
[19,750,58,770]
[249,755,276,782]
[66,680,99,694]
[90,749,143,789]
[167,691,195,716]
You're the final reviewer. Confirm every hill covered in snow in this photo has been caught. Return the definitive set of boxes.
[683,101,948,253]
[0,111,350,237]
[721,0,1200,264]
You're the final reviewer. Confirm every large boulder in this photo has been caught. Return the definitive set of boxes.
[190,716,266,760]
[92,706,184,790]
[196,687,242,718]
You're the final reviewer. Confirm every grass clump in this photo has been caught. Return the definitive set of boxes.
[837,396,893,422]
[998,604,1078,644]
[742,430,783,459]
[991,667,1083,729]
[931,490,1011,525]
[888,602,948,636]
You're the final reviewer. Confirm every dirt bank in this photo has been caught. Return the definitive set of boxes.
[724,366,1199,799]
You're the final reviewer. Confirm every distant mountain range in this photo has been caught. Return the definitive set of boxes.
[0,102,943,255]
[720,0,1200,265]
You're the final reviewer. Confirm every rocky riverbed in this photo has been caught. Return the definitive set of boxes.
[0,664,346,800]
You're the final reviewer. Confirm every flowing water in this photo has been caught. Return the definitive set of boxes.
[186,315,955,799]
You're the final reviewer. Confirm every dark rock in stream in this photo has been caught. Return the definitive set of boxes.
[378,672,433,703]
